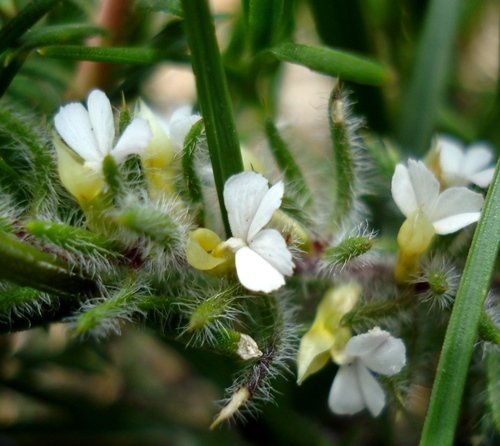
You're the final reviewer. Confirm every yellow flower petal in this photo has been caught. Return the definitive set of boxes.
[185,228,234,274]
[297,327,335,385]
[297,283,361,384]
[395,210,435,282]
[316,282,361,330]
[53,135,104,203]
[137,101,176,196]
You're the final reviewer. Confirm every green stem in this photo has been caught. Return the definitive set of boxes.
[181,0,244,237]
[420,160,500,446]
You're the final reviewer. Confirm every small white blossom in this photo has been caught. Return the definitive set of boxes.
[224,171,294,293]
[391,159,484,235]
[328,328,406,417]
[438,135,495,188]
[55,89,151,171]
[167,105,201,150]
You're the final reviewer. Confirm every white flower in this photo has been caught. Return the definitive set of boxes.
[167,105,201,150]
[438,135,496,188]
[328,328,406,417]
[223,172,294,293]
[55,89,151,171]
[391,159,484,235]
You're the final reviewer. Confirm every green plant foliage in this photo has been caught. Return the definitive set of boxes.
[265,119,312,205]
[182,0,244,236]
[269,42,390,86]
[420,162,500,446]
[397,0,462,154]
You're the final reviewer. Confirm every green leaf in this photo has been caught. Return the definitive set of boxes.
[307,0,389,132]
[323,235,374,268]
[0,155,20,183]
[20,57,71,89]
[25,220,116,256]
[420,159,500,446]
[328,87,356,226]
[181,119,206,224]
[397,0,461,154]
[102,154,123,200]
[19,24,106,50]
[478,310,500,345]
[0,51,27,97]
[114,203,180,248]
[269,42,390,86]
[0,286,44,313]
[38,45,169,65]
[265,119,312,205]
[74,287,139,336]
[182,0,244,236]
[0,0,60,54]
[0,231,97,297]
[243,0,293,51]
[0,108,57,211]
[135,0,183,16]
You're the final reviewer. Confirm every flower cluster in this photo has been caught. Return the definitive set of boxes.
[436,135,495,188]
[54,90,152,202]
[297,284,406,417]
[187,171,295,293]
[49,88,496,428]
[54,90,200,203]
[391,159,484,281]
[328,328,406,416]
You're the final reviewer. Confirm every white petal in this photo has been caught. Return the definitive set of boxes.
[429,187,483,234]
[407,160,440,212]
[462,143,494,176]
[438,135,463,177]
[469,167,495,188]
[224,172,269,240]
[361,337,406,376]
[169,106,201,149]
[87,89,115,156]
[249,229,293,276]
[111,118,152,164]
[328,364,365,415]
[356,361,386,417]
[432,213,481,234]
[391,163,417,217]
[345,328,390,357]
[247,181,284,240]
[54,102,100,162]
[234,246,285,293]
